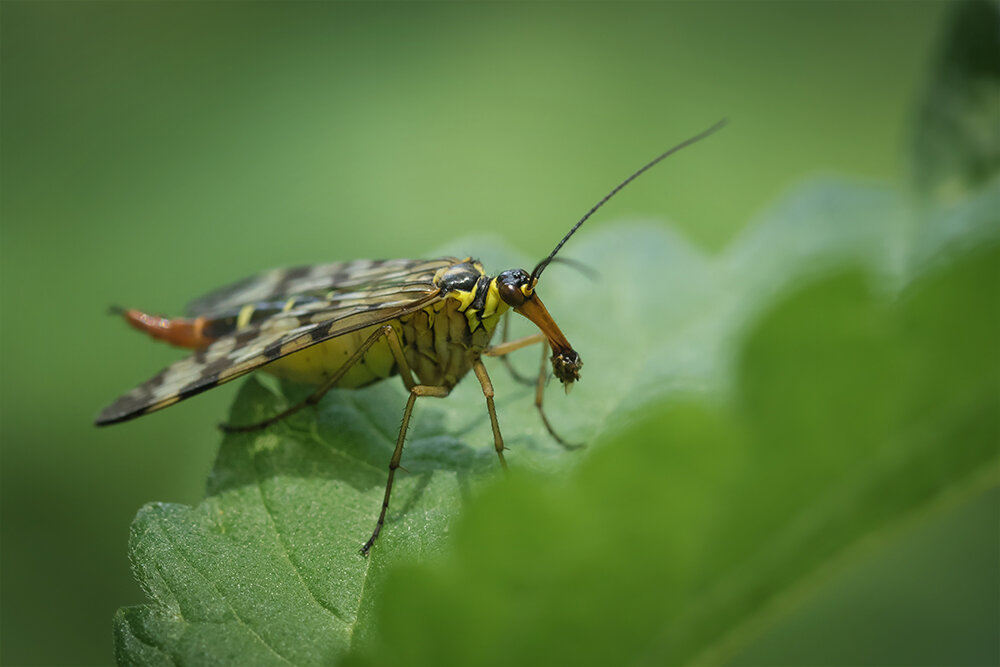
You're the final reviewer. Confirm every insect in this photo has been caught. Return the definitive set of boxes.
[96,120,725,554]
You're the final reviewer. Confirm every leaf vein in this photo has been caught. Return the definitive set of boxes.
[252,457,351,625]
[156,519,298,667]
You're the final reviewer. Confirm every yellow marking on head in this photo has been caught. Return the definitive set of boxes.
[236,304,256,329]
[282,297,297,312]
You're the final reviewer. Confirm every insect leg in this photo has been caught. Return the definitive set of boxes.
[362,382,450,556]
[472,358,509,470]
[532,341,582,450]
[495,313,538,386]
[221,324,416,432]
[485,334,580,449]
[484,331,545,358]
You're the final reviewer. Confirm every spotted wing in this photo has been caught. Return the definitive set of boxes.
[96,259,455,425]
[185,258,461,316]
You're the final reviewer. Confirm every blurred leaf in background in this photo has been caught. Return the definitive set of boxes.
[364,249,998,667]
[114,185,1000,666]
[910,0,1000,200]
[2,1,995,665]
[113,1,999,662]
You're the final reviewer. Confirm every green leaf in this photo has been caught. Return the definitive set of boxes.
[361,205,1000,667]
[114,373,496,666]
[115,172,999,664]
[909,0,1000,200]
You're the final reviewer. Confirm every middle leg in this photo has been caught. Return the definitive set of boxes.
[361,382,450,556]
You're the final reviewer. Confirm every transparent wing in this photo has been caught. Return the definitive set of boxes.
[185,258,459,316]
[97,261,453,425]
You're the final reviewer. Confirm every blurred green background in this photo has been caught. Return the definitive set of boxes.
[2,2,993,665]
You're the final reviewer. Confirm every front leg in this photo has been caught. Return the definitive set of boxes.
[472,357,509,471]
[484,334,580,450]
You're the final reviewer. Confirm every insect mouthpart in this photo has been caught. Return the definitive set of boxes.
[552,349,582,386]
[497,268,582,387]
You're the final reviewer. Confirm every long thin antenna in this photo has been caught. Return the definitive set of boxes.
[529,118,728,284]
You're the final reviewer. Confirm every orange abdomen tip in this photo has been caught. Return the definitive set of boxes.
[120,308,214,349]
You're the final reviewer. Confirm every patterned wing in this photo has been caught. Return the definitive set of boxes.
[185,258,460,316]
[97,259,455,425]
